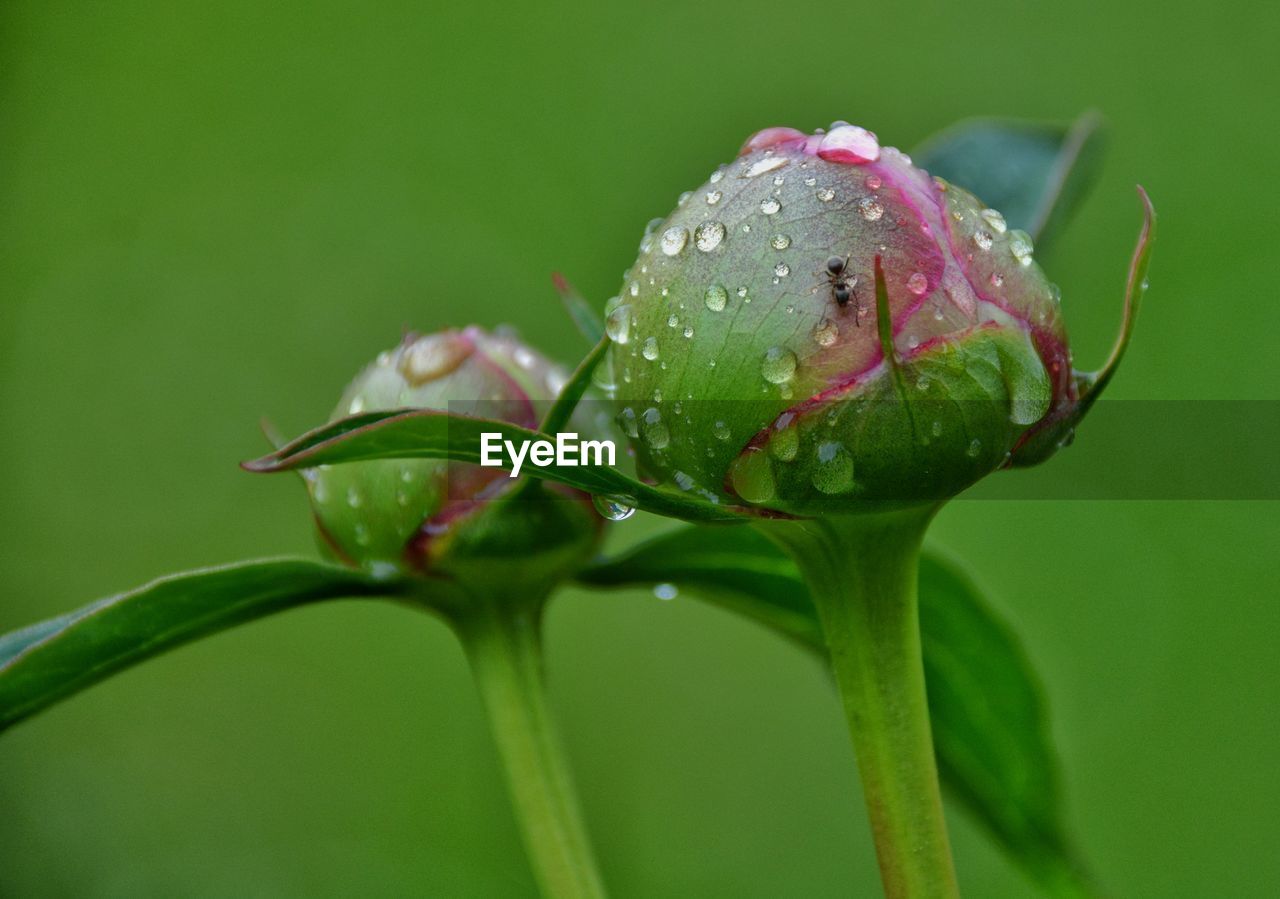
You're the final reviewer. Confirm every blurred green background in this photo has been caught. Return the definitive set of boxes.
[2,1,1277,896]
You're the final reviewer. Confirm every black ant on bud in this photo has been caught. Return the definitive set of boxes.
[815,254,865,325]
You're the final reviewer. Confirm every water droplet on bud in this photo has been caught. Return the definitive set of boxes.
[858,197,884,221]
[605,304,633,344]
[641,407,670,449]
[761,346,797,384]
[400,333,473,385]
[812,318,839,346]
[980,208,1007,234]
[1009,230,1034,265]
[695,221,726,252]
[660,226,688,256]
[907,272,929,295]
[812,442,854,494]
[704,284,728,312]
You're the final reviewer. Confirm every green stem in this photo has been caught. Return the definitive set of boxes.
[454,596,607,899]
[760,509,959,899]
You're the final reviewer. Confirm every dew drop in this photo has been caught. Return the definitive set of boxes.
[666,314,679,329]
[641,337,660,361]
[695,220,726,252]
[771,234,791,250]
[812,442,854,494]
[346,486,362,509]
[744,156,788,178]
[713,420,731,440]
[980,208,1008,234]
[990,272,1005,288]
[774,261,790,278]
[704,284,728,312]
[812,318,839,347]
[973,229,994,251]
[865,174,883,190]
[761,346,797,384]
[660,226,689,256]
[400,333,473,385]
[706,189,723,205]
[653,583,679,600]
[760,197,781,215]
[857,197,884,221]
[593,494,636,521]
[967,437,983,458]
[641,407,670,449]
[616,407,638,438]
[605,304,632,344]
[709,168,724,184]
[816,188,835,202]
[907,272,929,295]
[768,425,799,461]
[1009,230,1034,265]
[682,326,694,338]
[729,450,776,503]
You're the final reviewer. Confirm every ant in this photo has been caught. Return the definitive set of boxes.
[815,254,866,325]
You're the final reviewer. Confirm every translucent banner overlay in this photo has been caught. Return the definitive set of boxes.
[448,400,1279,502]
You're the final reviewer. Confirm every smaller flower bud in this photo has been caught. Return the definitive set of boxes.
[306,327,603,587]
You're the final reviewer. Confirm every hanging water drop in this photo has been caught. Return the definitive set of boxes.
[592,494,637,521]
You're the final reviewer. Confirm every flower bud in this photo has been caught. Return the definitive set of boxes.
[606,122,1081,515]
[306,326,603,584]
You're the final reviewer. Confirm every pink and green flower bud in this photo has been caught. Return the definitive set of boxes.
[307,326,603,582]
[605,122,1090,515]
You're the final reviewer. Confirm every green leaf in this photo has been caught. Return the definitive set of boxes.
[553,272,605,345]
[244,410,753,523]
[914,111,1106,251]
[539,336,608,436]
[0,559,404,731]
[577,526,1096,898]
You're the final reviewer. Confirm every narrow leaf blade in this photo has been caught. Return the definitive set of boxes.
[0,559,402,731]
[244,410,753,523]
[578,526,1095,897]
[914,112,1106,251]
[553,273,605,345]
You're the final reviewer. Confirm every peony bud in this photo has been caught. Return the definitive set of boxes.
[306,326,603,583]
[606,122,1097,515]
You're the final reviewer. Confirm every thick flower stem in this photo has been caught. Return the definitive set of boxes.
[760,509,959,899]
[453,596,607,899]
